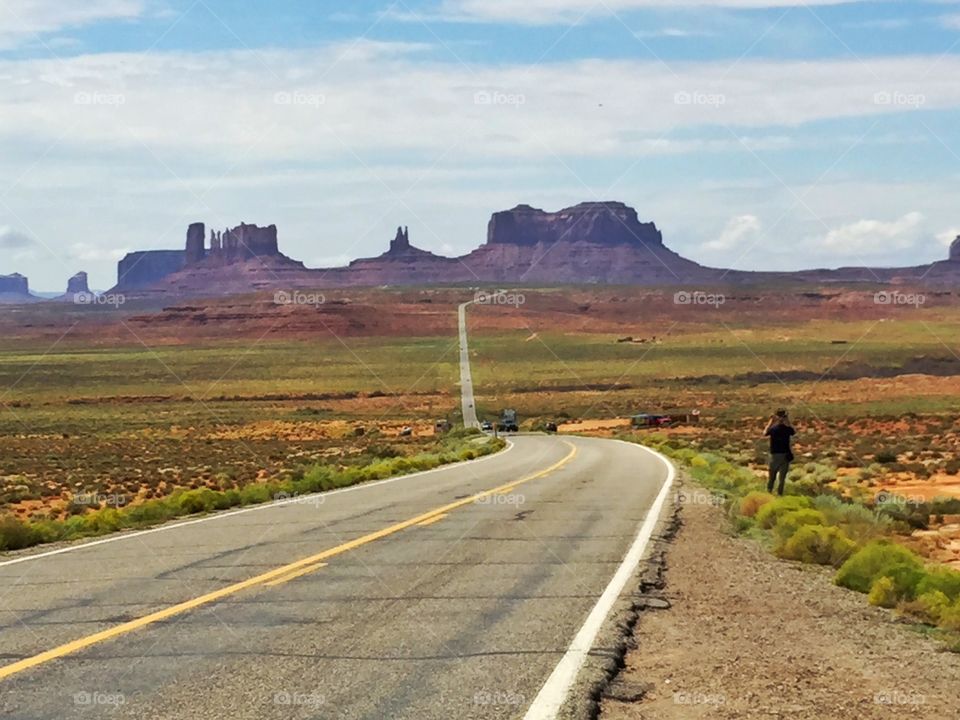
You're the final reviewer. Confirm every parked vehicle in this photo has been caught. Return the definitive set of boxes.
[480,420,493,431]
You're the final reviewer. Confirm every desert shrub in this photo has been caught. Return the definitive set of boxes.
[835,540,924,594]
[915,567,960,602]
[939,602,960,632]
[868,576,898,608]
[0,515,39,551]
[831,503,893,545]
[739,491,775,518]
[779,525,856,566]
[238,483,274,506]
[875,450,898,464]
[772,509,826,546]
[755,496,812,529]
[177,488,220,515]
[899,590,952,625]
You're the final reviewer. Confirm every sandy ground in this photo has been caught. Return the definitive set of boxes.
[600,482,960,720]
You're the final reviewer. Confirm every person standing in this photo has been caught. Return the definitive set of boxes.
[764,409,795,496]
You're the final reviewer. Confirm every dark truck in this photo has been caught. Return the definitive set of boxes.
[498,409,519,433]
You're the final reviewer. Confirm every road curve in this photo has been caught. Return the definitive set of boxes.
[0,434,672,719]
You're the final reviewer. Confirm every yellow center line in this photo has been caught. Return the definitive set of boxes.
[416,513,448,527]
[263,562,328,587]
[0,441,577,682]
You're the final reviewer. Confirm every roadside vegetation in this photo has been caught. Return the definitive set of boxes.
[0,429,503,554]
[629,434,960,651]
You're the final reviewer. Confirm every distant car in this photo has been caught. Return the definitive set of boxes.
[481,421,493,431]
[400,426,413,437]
[545,422,558,433]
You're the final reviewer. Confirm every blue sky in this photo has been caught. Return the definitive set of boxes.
[2,0,960,289]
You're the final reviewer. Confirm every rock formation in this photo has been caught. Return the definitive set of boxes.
[0,273,29,295]
[66,271,90,296]
[185,223,206,264]
[487,202,663,248]
[106,204,960,298]
[116,250,186,290]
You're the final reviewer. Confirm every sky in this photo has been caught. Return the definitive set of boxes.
[1,0,960,290]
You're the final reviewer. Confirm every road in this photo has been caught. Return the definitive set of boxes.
[458,300,479,428]
[0,305,674,719]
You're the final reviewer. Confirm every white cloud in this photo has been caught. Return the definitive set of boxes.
[704,214,762,251]
[0,226,33,248]
[0,0,144,49]
[817,212,926,256]
[67,242,129,262]
[2,46,960,164]
[941,14,960,31]
[936,227,960,247]
[423,0,870,25]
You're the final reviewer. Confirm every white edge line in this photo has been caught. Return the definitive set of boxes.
[523,440,676,720]
[0,439,516,569]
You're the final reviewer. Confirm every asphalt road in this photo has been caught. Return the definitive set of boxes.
[0,303,674,719]
[0,435,671,719]
[458,301,479,428]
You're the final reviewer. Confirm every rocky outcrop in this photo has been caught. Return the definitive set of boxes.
[116,250,186,290]
[0,273,29,295]
[0,273,38,304]
[66,272,90,295]
[108,204,960,298]
[179,223,284,266]
[487,202,663,248]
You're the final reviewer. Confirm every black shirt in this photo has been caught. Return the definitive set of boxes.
[766,423,795,454]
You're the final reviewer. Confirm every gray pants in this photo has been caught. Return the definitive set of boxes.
[768,453,790,495]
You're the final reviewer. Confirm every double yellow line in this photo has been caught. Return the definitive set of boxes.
[0,441,577,682]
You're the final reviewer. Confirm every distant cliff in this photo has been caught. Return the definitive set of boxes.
[487,202,663,248]
[106,204,960,298]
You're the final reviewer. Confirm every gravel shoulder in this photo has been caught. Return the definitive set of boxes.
[600,477,960,720]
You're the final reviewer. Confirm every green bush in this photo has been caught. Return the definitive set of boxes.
[779,525,856,565]
[835,540,924,594]
[0,515,39,551]
[915,567,960,602]
[772,509,826,546]
[868,576,898,608]
[755,496,813,529]
[899,590,952,624]
[939,602,960,632]
[177,488,221,515]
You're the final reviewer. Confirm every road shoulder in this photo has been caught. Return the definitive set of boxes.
[599,475,960,720]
